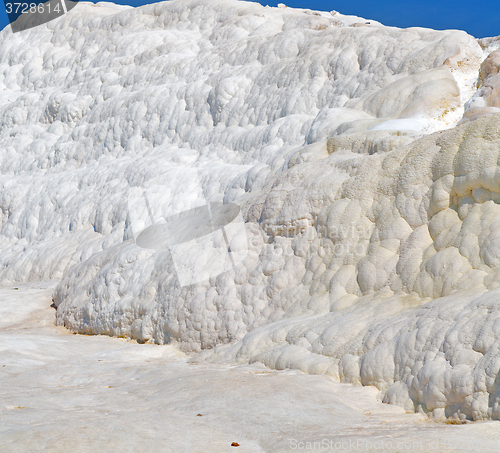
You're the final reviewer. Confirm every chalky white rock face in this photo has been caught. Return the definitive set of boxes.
[1,0,500,421]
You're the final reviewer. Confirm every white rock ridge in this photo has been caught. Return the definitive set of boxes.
[1,0,500,420]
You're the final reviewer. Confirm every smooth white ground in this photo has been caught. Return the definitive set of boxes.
[1,284,499,452]
[2,0,500,423]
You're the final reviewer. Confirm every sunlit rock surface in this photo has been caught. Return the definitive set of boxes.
[1,0,500,421]
[3,284,500,452]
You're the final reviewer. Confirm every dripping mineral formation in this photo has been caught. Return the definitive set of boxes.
[1,0,500,421]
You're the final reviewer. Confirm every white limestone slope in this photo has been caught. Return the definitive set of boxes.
[1,0,500,421]
[4,284,500,453]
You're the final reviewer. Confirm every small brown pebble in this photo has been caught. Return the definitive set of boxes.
[231,442,240,447]
[196,414,203,417]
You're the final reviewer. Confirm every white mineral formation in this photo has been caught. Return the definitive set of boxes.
[1,0,500,422]
[4,284,500,452]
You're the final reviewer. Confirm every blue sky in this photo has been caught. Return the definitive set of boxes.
[0,0,498,38]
